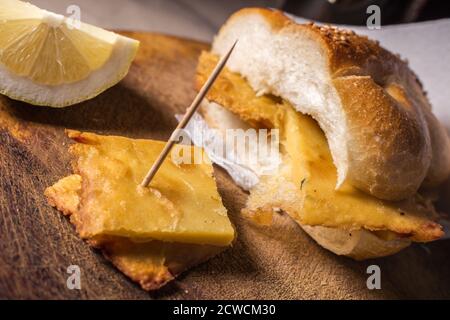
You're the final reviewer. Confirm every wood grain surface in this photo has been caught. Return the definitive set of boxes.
[0,32,449,300]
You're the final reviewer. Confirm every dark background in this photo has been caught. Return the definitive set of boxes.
[284,0,450,25]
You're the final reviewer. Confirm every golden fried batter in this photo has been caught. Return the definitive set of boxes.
[45,131,234,290]
[46,174,223,291]
[68,130,234,246]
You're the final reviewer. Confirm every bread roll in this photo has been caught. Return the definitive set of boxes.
[210,8,450,201]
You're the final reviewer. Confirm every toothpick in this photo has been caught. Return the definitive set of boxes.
[140,40,238,187]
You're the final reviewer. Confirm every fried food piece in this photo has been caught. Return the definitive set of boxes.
[68,130,234,246]
[197,51,443,242]
[46,174,223,290]
[45,174,81,216]
[102,239,222,290]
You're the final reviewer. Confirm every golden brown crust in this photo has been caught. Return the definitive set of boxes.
[45,174,82,216]
[210,8,450,200]
[101,238,223,291]
[333,77,430,200]
[422,111,450,187]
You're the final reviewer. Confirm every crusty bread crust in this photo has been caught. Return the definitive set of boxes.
[210,8,450,201]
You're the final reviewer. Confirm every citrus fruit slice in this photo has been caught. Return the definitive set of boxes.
[0,0,139,107]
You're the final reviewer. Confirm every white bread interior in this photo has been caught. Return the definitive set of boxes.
[201,99,411,260]
[211,8,450,201]
[301,225,410,261]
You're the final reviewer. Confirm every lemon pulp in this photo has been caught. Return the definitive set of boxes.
[0,0,139,107]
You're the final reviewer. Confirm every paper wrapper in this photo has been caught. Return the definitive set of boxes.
[175,113,280,190]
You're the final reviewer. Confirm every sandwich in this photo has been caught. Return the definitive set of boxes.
[195,8,450,260]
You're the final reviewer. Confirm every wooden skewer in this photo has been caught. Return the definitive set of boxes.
[140,39,238,188]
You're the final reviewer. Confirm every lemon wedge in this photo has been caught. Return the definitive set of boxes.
[0,0,139,107]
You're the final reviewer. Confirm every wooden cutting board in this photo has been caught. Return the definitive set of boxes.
[0,32,449,300]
